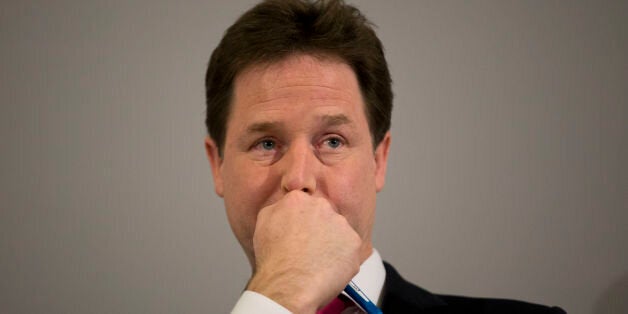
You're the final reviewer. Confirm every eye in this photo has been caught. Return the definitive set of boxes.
[250,138,280,162]
[325,137,342,148]
[259,139,276,151]
[321,136,345,150]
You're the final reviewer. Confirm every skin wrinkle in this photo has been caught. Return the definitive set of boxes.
[238,90,356,113]
[235,56,356,105]
[246,114,354,135]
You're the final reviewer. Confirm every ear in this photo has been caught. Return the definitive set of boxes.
[374,131,391,192]
[204,136,224,197]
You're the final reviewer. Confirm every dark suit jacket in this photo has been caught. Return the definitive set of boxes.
[381,262,566,313]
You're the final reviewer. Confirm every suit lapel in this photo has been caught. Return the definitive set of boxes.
[381,262,448,313]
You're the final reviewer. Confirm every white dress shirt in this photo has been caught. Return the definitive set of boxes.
[231,249,386,313]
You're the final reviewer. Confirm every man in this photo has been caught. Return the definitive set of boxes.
[204,0,565,313]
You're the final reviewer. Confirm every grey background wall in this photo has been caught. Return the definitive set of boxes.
[1,1,626,313]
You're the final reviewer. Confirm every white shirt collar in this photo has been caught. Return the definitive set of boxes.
[346,248,386,305]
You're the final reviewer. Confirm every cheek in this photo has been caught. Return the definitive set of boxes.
[327,157,378,232]
[221,163,279,242]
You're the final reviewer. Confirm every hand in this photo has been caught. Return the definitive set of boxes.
[246,190,362,313]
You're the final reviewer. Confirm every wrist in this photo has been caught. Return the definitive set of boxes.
[246,268,318,313]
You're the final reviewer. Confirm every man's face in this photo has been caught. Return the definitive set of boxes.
[205,54,390,265]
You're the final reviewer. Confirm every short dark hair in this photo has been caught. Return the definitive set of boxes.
[205,0,392,155]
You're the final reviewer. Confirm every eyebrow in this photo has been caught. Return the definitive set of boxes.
[321,114,352,127]
[246,121,284,134]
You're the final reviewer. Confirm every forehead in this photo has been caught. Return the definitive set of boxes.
[230,54,366,119]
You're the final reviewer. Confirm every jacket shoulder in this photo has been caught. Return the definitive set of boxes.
[382,261,566,313]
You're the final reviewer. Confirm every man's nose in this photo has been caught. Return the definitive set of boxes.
[279,140,318,194]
